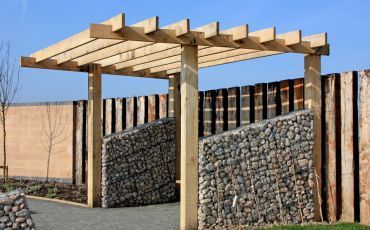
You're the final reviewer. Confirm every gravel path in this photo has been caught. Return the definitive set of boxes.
[27,199,179,230]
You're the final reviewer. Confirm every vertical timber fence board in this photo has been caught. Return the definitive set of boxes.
[340,71,357,222]
[126,97,137,128]
[159,94,168,119]
[280,80,292,115]
[148,95,158,122]
[104,98,114,135]
[203,90,216,136]
[294,78,305,111]
[215,89,228,134]
[227,87,241,129]
[137,96,148,125]
[115,98,125,132]
[74,100,85,185]
[359,70,370,225]
[198,92,204,137]
[241,86,254,125]
[267,82,281,118]
[254,83,267,122]
[323,74,340,222]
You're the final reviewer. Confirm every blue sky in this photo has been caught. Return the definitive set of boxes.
[1,0,369,102]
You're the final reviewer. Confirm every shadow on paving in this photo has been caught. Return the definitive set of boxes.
[27,199,179,230]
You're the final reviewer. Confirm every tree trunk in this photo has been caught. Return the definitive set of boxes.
[2,113,6,182]
[46,141,52,182]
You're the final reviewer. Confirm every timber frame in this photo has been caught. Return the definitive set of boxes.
[20,13,329,229]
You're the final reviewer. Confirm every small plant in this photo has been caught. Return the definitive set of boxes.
[5,182,14,192]
[25,185,42,194]
[46,186,58,198]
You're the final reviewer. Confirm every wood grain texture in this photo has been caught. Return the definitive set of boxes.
[323,74,340,222]
[267,82,280,118]
[304,55,322,221]
[180,45,198,230]
[280,80,292,114]
[241,86,254,125]
[340,71,356,222]
[126,97,136,128]
[215,89,228,134]
[148,95,158,122]
[293,78,304,111]
[359,70,370,225]
[254,83,267,122]
[227,87,240,129]
[158,94,168,119]
[87,64,102,208]
[203,90,216,136]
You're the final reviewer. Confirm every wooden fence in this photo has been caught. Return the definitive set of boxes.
[73,70,369,224]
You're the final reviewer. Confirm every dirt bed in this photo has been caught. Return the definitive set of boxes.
[0,179,86,204]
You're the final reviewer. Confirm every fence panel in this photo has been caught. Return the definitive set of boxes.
[198,92,204,137]
[294,78,304,110]
[254,83,267,122]
[267,82,280,119]
[159,94,168,119]
[227,87,240,129]
[323,74,340,222]
[340,71,357,222]
[148,95,158,122]
[104,98,114,135]
[359,70,370,225]
[204,90,216,136]
[241,86,254,125]
[280,80,292,114]
[126,97,136,128]
[215,89,228,134]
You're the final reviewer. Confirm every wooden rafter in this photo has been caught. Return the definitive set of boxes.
[21,12,329,79]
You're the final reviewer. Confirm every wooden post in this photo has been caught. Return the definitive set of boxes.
[115,98,125,132]
[180,45,198,230]
[169,74,181,188]
[126,97,136,128]
[359,70,370,225]
[340,71,356,222]
[148,95,158,122]
[87,63,102,208]
[304,54,322,221]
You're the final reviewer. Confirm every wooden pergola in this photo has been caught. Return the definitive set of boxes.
[20,13,329,229]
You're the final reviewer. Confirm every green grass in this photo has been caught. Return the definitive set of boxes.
[25,184,42,194]
[5,183,15,192]
[255,222,370,230]
[46,186,58,198]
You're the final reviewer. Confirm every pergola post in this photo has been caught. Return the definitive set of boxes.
[168,74,181,190]
[180,45,198,230]
[304,54,322,221]
[87,63,102,208]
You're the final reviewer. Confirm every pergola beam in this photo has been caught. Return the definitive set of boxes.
[20,56,168,79]
[54,16,160,65]
[31,13,125,62]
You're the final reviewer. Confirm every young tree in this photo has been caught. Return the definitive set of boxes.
[41,103,68,182]
[0,42,20,182]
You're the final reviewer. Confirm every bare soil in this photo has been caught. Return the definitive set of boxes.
[0,179,86,204]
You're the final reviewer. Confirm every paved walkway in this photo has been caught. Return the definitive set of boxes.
[27,199,179,230]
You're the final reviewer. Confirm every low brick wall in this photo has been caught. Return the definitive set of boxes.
[101,118,176,208]
[0,189,35,229]
[198,110,315,229]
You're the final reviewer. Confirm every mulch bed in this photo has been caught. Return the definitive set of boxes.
[0,179,86,204]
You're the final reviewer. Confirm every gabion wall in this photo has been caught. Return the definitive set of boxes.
[101,118,176,208]
[198,110,315,229]
[0,189,35,229]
